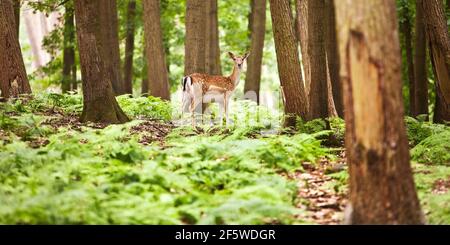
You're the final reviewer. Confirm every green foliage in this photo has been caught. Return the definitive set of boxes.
[405,116,449,146]
[413,163,450,224]
[0,93,334,224]
[411,130,450,165]
[117,95,172,121]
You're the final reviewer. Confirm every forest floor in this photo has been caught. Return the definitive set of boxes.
[0,93,449,224]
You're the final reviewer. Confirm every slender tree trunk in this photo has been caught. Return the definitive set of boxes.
[141,45,148,96]
[23,10,44,69]
[62,5,76,93]
[99,0,124,95]
[74,0,129,124]
[184,0,206,75]
[325,0,342,117]
[143,0,170,100]
[205,0,221,75]
[414,0,428,118]
[295,0,310,93]
[400,6,416,116]
[422,0,450,123]
[269,0,308,127]
[0,0,31,99]
[335,0,423,224]
[123,0,136,95]
[307,0,328,120]
[244,0,266,104]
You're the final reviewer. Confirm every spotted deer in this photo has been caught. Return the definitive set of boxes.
[182,52,250,126]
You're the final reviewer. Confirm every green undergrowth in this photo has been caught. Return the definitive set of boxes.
[1,93,449,224]
[0,94,333,224]
[0,122,331,224]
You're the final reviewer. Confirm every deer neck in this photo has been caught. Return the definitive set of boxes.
[229,64,241,87]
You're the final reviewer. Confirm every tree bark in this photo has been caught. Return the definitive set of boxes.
[205,0,221,75]
[307,0,328,120]
[422,0,450,123]
[295,0,310,94]
[13,0,19,37]
[123,0,136,95]
[335,0,423,224]
[99,0,124,95]
[244,0,266,104]
[184,0,206,75]
[74,0,129,124]
[269,0,308,127]
[414,0,428,118]
[400,6,416,116]
[143,0,170,100]
[62,5,76,93]
[141,44,148,96]
[0,0,31,99]
[325,0,343,118]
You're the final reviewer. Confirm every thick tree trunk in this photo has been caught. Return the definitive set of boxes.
[422,0,450,123]
[414,0,428,118]
[244,0,266,104]
[335,0,423,224]
[13,0,19,37]
[269,0,308,127]
[307,0,328,120]
[0,0,31,99]
[325,0,343,117]
[143,0,170,100]
[184,0,206,75]
[400,7,416,116]
[205,0,221,75]
[123,0,136,95]
[62,6,76,93]
[74,0,129,124]
[295,0,310,93]
[99,0,124,95]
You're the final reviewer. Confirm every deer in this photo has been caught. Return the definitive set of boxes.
[181,52,250,127]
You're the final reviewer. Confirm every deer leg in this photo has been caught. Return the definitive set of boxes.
[218,102,224,126]
[224,93,228,126]
[190,99,195,127]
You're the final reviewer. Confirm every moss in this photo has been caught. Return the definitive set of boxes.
[411,130,450,165]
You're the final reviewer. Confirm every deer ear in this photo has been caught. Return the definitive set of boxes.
[243,52,250,60]
[228,52,235,60]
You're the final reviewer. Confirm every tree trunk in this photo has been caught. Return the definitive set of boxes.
[74,0,129,124]
[325,0,343,117]
[269,0,308,127]
[400,6,416,116]
[141,45,149,96]
[123,0,136,95]
[335,0,423,224]
[99,0,124,95]
[184,0,206,75]
[0,0,31,99]
[307,0,328,120]
[205,0,221,75]
[143,0,170,100]
[295,0,310,94]
[13,0,19,37]
[62,5,76,93]
[244,0,266,104]
[414,0,428,118]
[422,0,450,123]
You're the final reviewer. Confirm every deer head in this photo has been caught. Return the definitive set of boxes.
[228,52,250,70]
